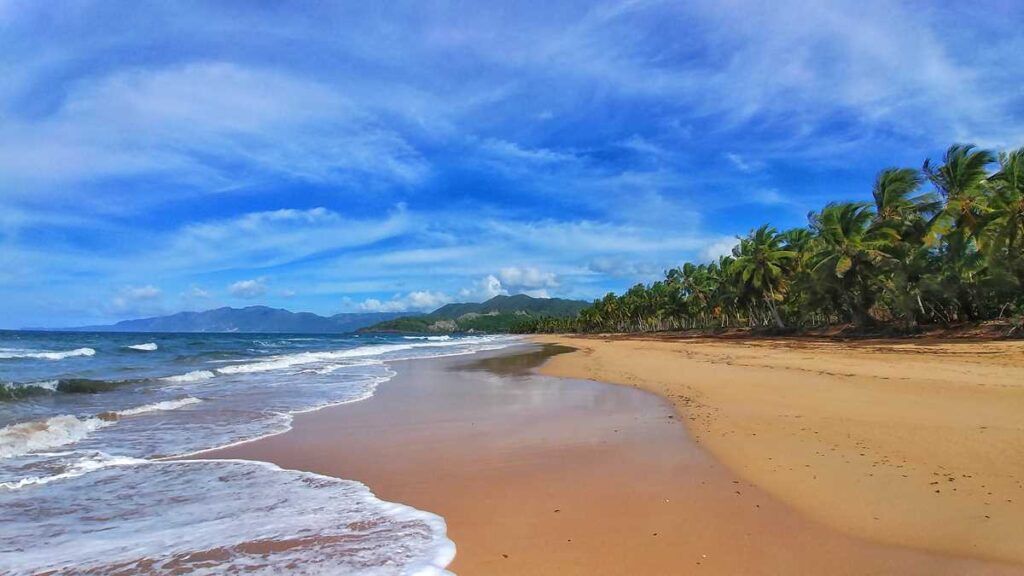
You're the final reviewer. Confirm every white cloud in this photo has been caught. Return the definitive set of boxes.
[459,274,509,301]
[108,285,164,316]
[358,290,451,312]
[751,188,785,205]
[122,285,161,300]
[0,63,428,193]
[700,237,738,262]
[498,266,559,289]
[725,152,765,173]
[228,278,268,299]
[159,206,413,273]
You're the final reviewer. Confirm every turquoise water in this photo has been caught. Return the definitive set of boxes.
[0,330,515,574]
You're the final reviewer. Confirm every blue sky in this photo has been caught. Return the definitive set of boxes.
[2,1,1023,327]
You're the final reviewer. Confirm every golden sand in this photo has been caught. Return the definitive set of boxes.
[201,343,1024,574]
[534,334,1024,566]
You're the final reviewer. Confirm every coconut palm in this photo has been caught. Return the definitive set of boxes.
[983,148,1024,262]
[731,225,795,328]
[810,203,898,327]
[924,144,996,237]
[516,143,1023,336]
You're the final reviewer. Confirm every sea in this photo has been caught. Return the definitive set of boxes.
[0,330,517,575]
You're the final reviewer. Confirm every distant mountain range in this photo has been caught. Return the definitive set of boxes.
[360,294,589,333]
[65,306,410,333]
[55,295,589,334]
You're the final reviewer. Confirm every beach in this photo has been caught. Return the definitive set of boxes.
[535,334,1024,567]
[205,340,1024,574]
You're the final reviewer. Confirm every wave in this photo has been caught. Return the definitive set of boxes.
[162,370,216,383]
[0,379,59,400]
[125,342,158,351]
[115,397,202,417]
[2,460,455,574]
[0,415,110,459]
[404,335,452,341]
[216,340,474,375]
[0,347,95,360]
[1,396,201,460]
[1,452,145,490]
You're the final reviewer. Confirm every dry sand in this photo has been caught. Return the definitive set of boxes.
[534,334,1024,567]
[201,343,1024,574]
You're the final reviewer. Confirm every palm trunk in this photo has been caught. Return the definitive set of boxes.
[766,286,786,329]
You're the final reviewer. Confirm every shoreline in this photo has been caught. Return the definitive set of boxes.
[201,342,1023,574]
[534,334,1024,567]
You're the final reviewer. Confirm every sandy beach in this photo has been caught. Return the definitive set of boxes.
[202,341,1024,574]
[535,334,1024,567]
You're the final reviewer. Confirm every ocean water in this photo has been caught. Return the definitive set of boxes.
[0,330,516,574]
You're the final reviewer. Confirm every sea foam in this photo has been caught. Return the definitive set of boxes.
[0,415,110,459]
[116,397,202,417]
[0,347,96,360]
[0,460,456,575]
[125,342,158,351]
[162,370,216,383]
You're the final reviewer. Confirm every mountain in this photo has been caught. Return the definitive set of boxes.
[361,294,589,333]
[66,306,410,333]
[430,294,589,318]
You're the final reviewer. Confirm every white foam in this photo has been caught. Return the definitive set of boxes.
[0,452,145,490]
[0,379,59,394]
[162,370,216,383]
[215,338,497,375]
[116,397,201,417]
[1,460,456,575]
[0,347,95,360]
[34,379,59,391]
[125,342,158,351]
[0,415,110,459]
[404,335,452,341]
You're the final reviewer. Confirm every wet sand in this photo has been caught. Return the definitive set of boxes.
[535,335,1024,568]
[203,343,1023,574]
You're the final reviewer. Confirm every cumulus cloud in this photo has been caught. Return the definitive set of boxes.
[700,237,739,261]
[497,266,559,290]
[358,290,451,312]
[228,278,268,299]
[459,275,508,301]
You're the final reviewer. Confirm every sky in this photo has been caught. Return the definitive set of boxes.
[2,0,1023,327]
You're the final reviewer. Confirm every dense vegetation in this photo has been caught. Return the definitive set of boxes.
[515,145,1024,335]
[361,294,589,333]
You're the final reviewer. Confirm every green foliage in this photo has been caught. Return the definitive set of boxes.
[516,144,1024,334]
[361,294,589,333]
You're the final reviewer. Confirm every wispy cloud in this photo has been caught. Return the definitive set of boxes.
[1,1,1021,327]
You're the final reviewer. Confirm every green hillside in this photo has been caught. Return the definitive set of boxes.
[360,294,588,334]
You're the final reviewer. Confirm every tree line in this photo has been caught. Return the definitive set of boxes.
[514,144,1024,334]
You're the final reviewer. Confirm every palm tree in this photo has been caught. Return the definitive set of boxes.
[924,144,996,237]
[984,148,1024,262]
[868,166,937,226]
[730,225,795,328]
[981,147,1024,315]
[810,203,898,327]
[513,143,1021,337]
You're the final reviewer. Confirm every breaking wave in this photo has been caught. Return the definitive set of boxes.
[125,342,158,351]
[162,370,216,383]
[0,415,110,459]
[0,347,96,360]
